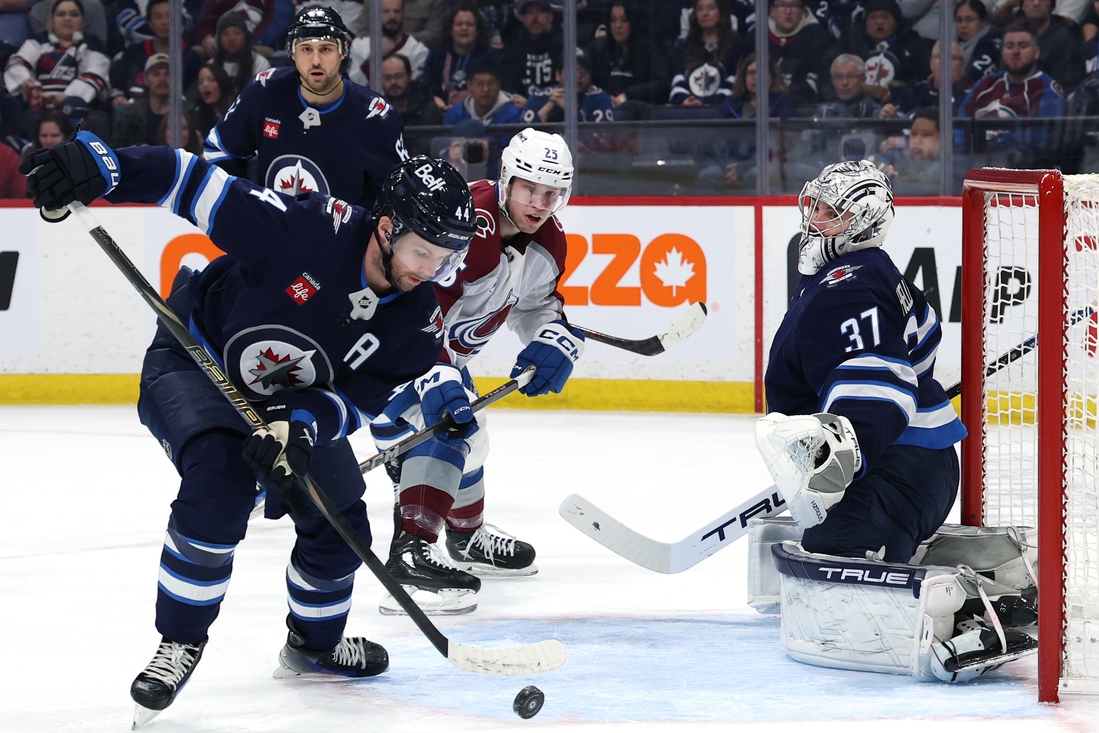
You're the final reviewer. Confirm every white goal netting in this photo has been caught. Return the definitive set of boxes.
[978,174,1099,690]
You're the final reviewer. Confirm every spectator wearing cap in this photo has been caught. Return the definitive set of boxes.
[442,59,522,124]
[995,0,1086,87]
[195,0,274,59]
[422,0,503,110]
[111,52,173,146]
[502,0,563,99]
[768,0,836,106]
[669,0,750,105]
[587,1,672,109]
[522,47,615,121]
[846,0,933,88]
[4,0,109,119]
[883,38,971,114]
[349,0,430,86]
[211,11,271,97]
[108,0,201,104]
[814,53,885,115]
[955,0,1002,82]
[381,51,442,125]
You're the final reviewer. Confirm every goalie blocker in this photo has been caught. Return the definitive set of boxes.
[755,524,1038,682]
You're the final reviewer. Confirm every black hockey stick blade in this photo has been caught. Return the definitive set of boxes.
[573,302,708,356]
[357,365,534,476]
[66,203,565,677]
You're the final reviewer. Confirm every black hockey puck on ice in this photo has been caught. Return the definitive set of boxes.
[513,685,544,719]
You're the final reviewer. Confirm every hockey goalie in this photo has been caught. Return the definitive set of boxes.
[751,160,1037,682]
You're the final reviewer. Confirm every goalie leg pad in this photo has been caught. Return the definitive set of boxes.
[747,517,803,614]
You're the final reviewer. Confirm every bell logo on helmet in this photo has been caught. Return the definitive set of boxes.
[413,163,446,192]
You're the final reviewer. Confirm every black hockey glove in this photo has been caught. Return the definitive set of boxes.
[241,402,316,518]
[19,131,119,219]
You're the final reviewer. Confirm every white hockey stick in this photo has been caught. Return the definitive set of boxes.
[65,202,566,678]
[559,486,786,574]
[574,302,707,356]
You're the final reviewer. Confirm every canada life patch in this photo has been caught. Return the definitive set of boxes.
[263,118,280,139]
[286,272,321,304]
[822,264,863,287]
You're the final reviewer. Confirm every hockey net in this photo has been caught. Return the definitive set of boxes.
[961,169,1099,702]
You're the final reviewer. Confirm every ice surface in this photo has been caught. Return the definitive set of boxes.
[1,406,1096,732]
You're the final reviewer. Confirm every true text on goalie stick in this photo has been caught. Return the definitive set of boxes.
[64,202,565,677]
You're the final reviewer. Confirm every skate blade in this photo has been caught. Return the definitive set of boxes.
[378,587,477,616]
[946,645,1038,673]
[132,704,162,729]
[456,562,539,578]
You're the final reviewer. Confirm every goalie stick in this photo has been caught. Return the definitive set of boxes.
[562,301,1098,574]
[66,202,565,678]
[573,302,708,356]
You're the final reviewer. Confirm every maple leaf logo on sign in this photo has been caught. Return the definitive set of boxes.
[652,247,696,296]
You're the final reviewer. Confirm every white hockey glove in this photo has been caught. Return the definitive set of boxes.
[755,412,862,528]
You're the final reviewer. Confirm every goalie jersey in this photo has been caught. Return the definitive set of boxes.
[433,179,570,368]
[765,248,966,475]
[106,145,442,445]
[202,67,408,209]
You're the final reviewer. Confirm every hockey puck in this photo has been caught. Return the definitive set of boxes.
[513,685,544,719]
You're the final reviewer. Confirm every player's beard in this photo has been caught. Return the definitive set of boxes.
[301,67,342,98]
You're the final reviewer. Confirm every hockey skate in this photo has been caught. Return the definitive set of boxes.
[930,616,1038,682]
[130,637,206,729]
[446,523,538,577]
[379,534,481,616]
[274,631,389,679]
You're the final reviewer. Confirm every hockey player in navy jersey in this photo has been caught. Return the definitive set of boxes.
[22,134,475,726]
[756,159,966,563]
[203,6,408,208]
[369,128,582,615]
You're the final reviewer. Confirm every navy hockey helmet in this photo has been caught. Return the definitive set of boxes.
[285,6,352,55]
[373,156,476,283]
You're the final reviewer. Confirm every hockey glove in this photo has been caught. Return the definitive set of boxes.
[241,402,316,518]
[755,412,862,528]
[414,363,478,442]
[20,131,119,220]
[510,320,585,397]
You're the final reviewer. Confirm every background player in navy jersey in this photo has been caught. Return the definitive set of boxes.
[368,128,582,616]
[22,135,475,727]
[756,160,966,564]
[203,6,408,209]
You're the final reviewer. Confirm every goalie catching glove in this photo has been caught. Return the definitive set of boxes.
[241,402,316,517]
[510,320,585,397]
[756,412,862,528]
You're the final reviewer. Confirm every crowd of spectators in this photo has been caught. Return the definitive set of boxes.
[0,0,1098,195]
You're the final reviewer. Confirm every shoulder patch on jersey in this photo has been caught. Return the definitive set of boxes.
[475,207,496,239]
[821,263,863,287]
[366,97,391,119]
[325,197,353,234]
[255,68,276,85]
[422,305,443,335]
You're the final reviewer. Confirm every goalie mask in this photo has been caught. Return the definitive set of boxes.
[373,156,476,284]
[797,160,894,276]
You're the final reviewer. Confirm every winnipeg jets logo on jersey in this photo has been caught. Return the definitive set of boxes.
[255,68,276,86]
[448,292,518,356]
[475,208,496,239]
[224,327,334,399]
[365,97,391,119]
[688,63,722,98]
[266,155,330,196]
[325,197,352,234]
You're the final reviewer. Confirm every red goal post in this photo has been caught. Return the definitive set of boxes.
[961,168,1099,703]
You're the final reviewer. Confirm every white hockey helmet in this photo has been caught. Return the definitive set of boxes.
[498,127,574,216]
[797,160,894,275]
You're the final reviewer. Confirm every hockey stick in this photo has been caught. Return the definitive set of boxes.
[66,202,565,677]
[357,367,533,475]
[559,487,786,574]
[573,302,708,356]
[942,300,1098,400]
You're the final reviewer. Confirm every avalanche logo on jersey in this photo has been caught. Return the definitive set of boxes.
[266,154,330,197]
[448,293,518,356]
[325,197,352,234]
[224,327,334,398]
[422,306,443,335]
[822,263,862,287]
[475,207,496,239]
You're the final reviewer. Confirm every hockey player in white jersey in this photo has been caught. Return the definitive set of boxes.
[750,160,1037,683]
[370,128,582,615]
